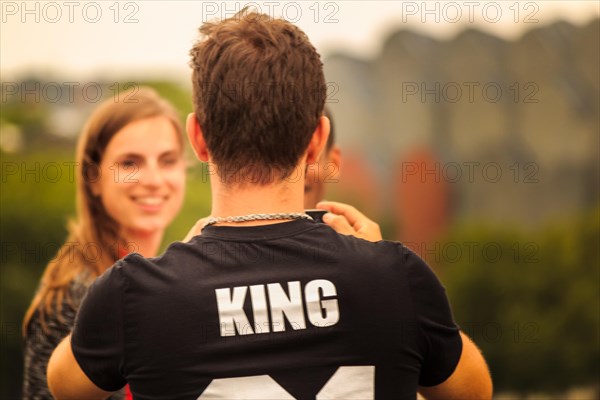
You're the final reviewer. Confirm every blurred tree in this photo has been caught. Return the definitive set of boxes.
[440,207,600,393]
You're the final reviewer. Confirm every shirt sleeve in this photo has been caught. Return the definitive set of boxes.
[403,245,463,387]
[70,262,127,392]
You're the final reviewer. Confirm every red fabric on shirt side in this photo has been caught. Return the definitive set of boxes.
[118,247,133,400]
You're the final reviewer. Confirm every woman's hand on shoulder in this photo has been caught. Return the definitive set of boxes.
[316,201,383,242]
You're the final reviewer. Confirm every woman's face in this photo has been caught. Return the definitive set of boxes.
[93,116,186,237]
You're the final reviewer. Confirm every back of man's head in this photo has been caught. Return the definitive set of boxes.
[189,11,326,185]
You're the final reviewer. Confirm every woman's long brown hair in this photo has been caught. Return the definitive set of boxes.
[22,87,183,335]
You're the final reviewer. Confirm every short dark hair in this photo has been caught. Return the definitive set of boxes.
[189,11,326,185]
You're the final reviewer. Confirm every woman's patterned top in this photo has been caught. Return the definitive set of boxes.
[22,271,125,399]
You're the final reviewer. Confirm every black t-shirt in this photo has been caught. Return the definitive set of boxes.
[71,219,462,399]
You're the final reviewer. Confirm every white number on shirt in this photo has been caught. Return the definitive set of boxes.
[198,366,375,399]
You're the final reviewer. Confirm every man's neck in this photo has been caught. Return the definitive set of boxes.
[210,174,306,227]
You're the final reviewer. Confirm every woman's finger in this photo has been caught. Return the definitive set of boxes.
[318,201,383,242]
[322,212,355,236]
[317,201,366,228]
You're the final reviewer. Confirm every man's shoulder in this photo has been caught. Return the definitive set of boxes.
[328,230,408,260]
[113,234,415,281]
[112,243,198,285]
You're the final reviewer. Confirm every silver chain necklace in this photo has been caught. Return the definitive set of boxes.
[203,212,313,227]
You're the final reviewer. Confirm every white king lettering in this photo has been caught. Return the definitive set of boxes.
[215,279,340,337]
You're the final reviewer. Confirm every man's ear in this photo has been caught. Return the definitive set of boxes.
[186,113,210,162]
[306,116,330,165]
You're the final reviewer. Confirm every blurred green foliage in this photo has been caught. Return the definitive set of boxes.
[439,207,600,393]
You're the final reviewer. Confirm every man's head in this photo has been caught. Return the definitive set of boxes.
[304,107,341,208]
[188,11,328,186]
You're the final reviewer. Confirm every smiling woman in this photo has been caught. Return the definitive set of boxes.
[90,115,186,256]
[21,87,186,399]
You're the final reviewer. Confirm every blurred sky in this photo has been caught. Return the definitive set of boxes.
[1,1,599,81]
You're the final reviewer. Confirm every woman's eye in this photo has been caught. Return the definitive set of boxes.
[162,157,179,166]
[121,160,137,168]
